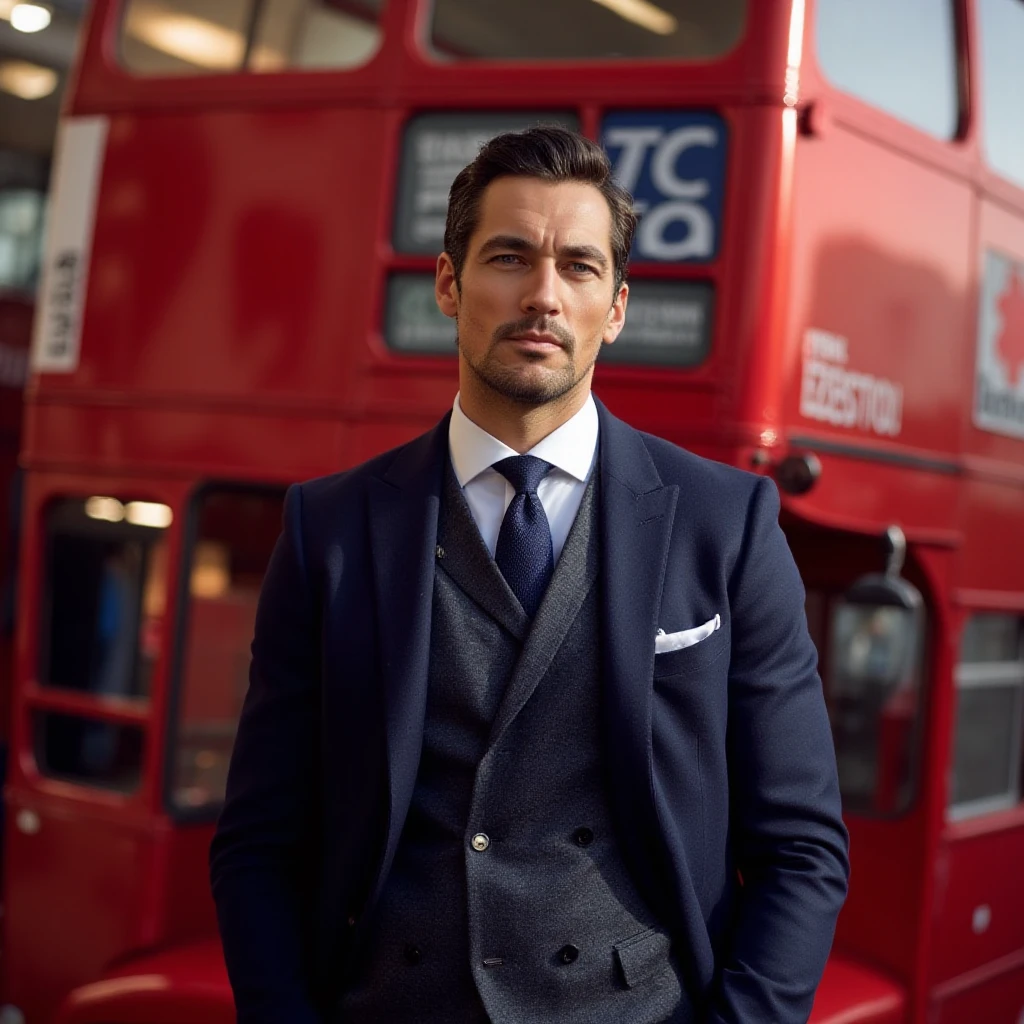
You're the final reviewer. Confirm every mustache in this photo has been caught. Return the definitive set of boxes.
[492,316,575,350]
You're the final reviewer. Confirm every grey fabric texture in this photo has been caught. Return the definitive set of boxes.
[338,458,687,1024]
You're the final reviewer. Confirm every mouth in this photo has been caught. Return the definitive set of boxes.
[505,333,565,352]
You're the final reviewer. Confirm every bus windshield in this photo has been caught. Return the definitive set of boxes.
[430,0,748,62]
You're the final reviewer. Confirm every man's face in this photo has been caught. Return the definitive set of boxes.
[435,176,628,407]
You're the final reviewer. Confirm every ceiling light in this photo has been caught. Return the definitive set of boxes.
[591,0,677,36]
[10,3,51,33]
[85,496,126,523]
[125,3,245,70]
[125,501,173,529]
[0,59,58,99]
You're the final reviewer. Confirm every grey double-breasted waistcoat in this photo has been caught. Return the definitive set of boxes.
[338,460,687,1024]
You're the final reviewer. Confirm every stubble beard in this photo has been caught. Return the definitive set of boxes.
[456,317,601,408]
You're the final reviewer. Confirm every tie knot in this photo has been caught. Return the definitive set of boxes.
[493,454,553,495]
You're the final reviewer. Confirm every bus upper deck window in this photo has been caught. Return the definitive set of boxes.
[977,0,1024,188]
[120,0,384,76]
[815,0,959,140]
[429,0,747,62]
[250,0,383,72]
[121,0,253,74]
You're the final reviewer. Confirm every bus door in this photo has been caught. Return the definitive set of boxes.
[2,477,186,1024]
[3,476,285,1024]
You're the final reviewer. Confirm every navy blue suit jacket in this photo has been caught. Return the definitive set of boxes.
[210,399,850,1023]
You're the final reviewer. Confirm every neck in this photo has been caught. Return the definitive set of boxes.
[458,378,591,453]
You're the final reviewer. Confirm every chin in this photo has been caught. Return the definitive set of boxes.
[494,372,581,406]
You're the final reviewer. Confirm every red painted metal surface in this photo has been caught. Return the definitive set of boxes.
[810,953,905,1024]
[1,0,1022,1021]
[53,939,233,1024]
[0,292,31,745]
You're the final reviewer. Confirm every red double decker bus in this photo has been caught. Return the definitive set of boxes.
[2,1,1024,1022]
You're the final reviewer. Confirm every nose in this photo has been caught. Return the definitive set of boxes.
[520,261,562,317]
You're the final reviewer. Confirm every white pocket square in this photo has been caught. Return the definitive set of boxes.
[655,614,721,654]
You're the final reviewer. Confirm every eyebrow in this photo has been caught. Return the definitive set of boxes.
[477,234,609,272]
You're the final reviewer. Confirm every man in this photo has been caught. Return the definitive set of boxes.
[210,126,849,1024]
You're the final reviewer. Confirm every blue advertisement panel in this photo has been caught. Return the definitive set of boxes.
[601,111,728,263]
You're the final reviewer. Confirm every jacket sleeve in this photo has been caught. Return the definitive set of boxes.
[209,483,324,1024]
[709,476,850,1024]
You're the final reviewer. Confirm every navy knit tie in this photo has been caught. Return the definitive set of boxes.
[494,455,555,618]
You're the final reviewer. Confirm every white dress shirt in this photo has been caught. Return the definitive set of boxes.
[448,393,599,563]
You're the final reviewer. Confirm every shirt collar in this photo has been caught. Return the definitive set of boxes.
[448,393,599,487]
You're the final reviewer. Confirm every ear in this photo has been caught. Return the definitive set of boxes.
[436,253,460,318]
[602,282,629,346]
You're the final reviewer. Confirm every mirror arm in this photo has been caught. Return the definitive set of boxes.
[884,524,907,579]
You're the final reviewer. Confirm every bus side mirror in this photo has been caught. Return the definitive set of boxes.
[844,524,922,610]
[828,527,927,816]
[843,573,922,612]
[832,526,924,691]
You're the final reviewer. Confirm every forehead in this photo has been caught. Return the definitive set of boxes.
[470,176,614,254]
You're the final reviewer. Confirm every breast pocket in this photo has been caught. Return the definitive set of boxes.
[652,625,729,680]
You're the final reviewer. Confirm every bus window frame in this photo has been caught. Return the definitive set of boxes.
[946,612,1024,822]
[9,477,187,815]
[79,0,403,110]
[971,0,1024,210]
[36,497,162,702]
[799,0,975,180]
[162,478,287,825]
[801,0,1024,215]
[420,0,752,68]
[117,0,388,79]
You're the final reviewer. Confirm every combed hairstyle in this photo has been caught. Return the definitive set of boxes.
[443,125,637,293]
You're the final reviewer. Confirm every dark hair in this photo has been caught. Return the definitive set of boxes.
[443,125,636,292]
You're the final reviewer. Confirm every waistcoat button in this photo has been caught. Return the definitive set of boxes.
[572,826,594,846]
[404,944,423,965]
[558,943,580,964]
[470,833,490,852]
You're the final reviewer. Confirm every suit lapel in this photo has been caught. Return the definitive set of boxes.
[596,400,680,884]
[437,460,528,642]
[367,414,449,892]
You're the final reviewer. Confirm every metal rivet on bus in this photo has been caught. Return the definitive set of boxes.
[972,904,991,935]
[436,545,445,560]
[15,809,40,836]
